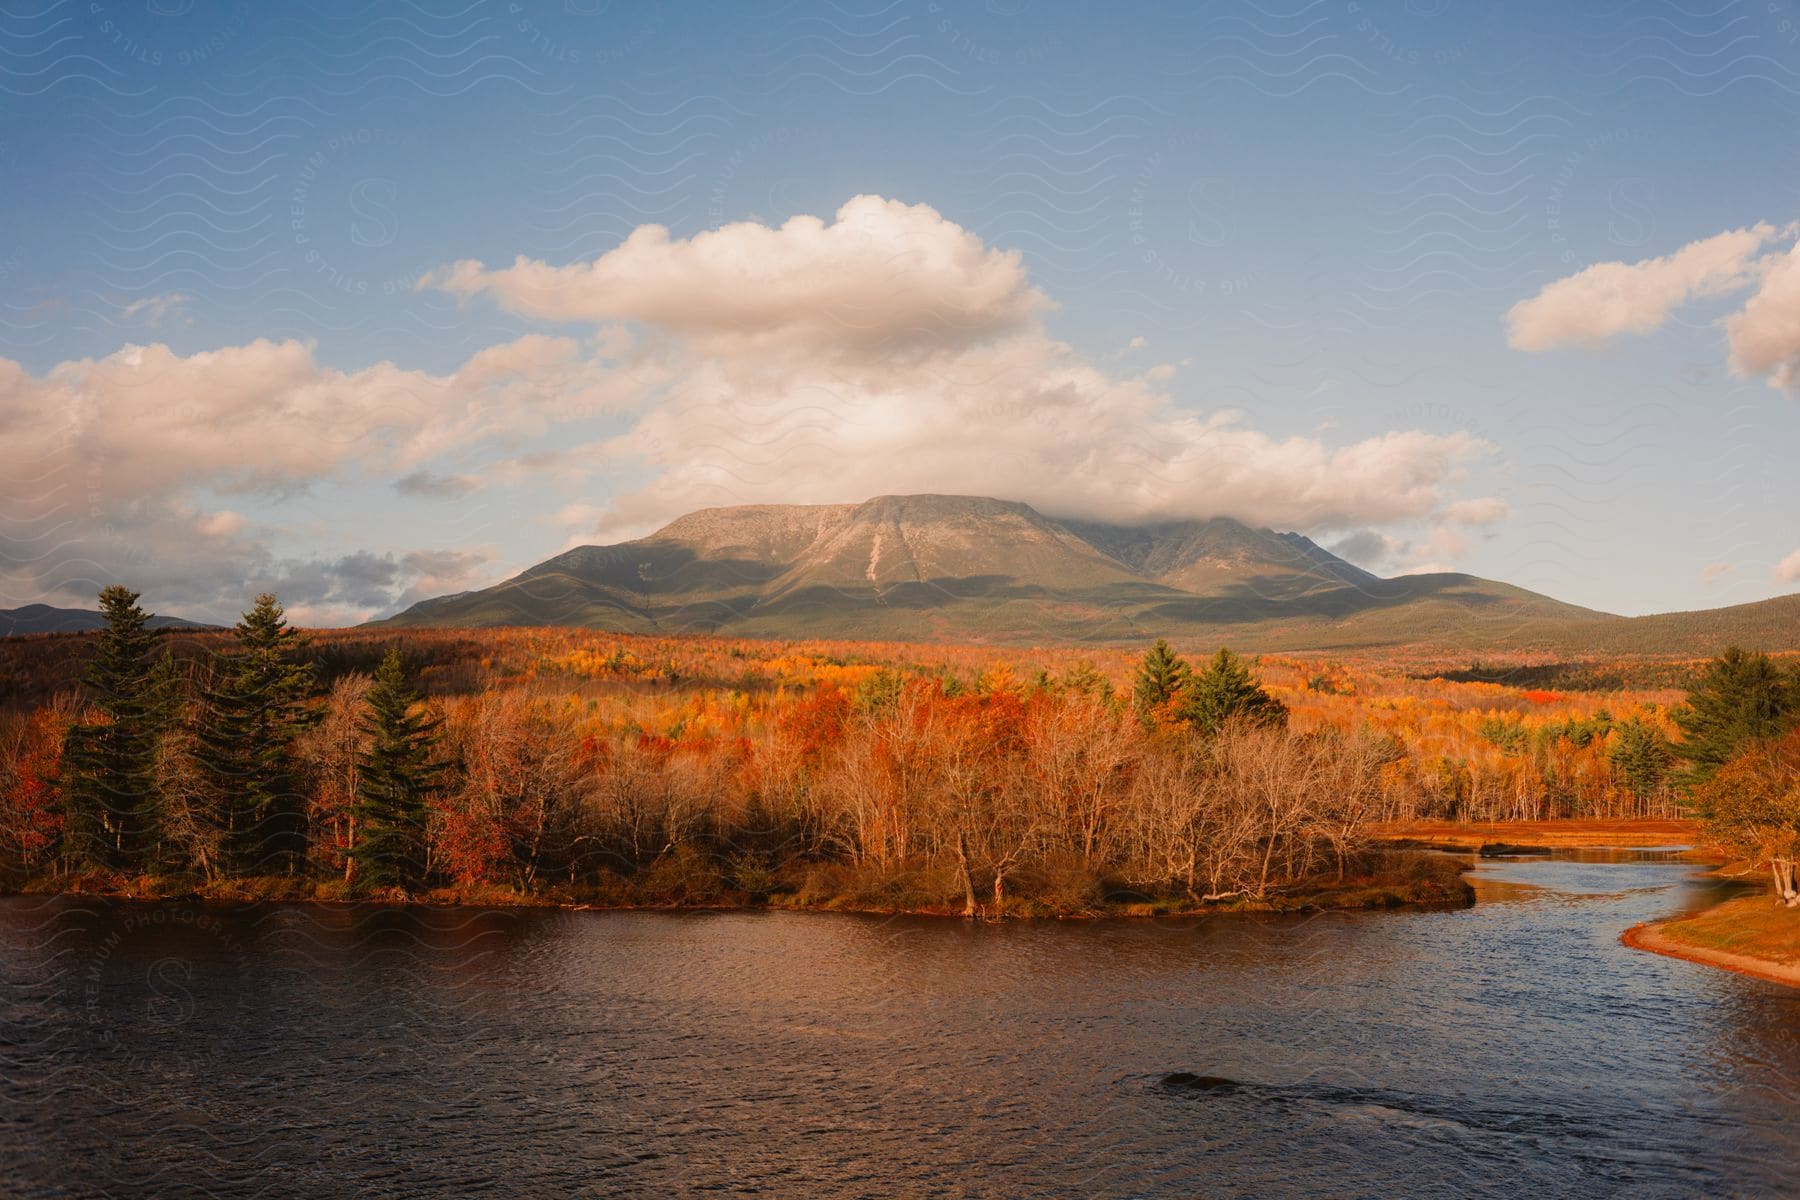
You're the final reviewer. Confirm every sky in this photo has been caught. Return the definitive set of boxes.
[3,0,1799,625]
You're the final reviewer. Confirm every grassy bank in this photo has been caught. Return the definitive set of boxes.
[9,849,1472,919]
[1624,892,1800,989]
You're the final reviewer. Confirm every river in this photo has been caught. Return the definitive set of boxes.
[1,852,1795,1197]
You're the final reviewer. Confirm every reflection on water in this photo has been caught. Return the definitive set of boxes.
[1,855,1796,1198]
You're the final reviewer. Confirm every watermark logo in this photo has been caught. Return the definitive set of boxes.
[1543,127,1659,270]
[87,0,249,69]
[289,129,424,297]
[1128,131,1257,298]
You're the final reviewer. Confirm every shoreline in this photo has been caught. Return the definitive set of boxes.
[0,887,1475,921]
[2,855,1474,920]
[1369,817,1703,851]
[1621,918,1800,991]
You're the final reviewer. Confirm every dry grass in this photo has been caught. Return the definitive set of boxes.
[1654,893,1800,968]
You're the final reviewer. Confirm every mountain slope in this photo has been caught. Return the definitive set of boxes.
[379,494,1626,650]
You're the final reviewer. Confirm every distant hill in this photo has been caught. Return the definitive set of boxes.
[378,494,1649,651]
[1549,592,1800,657]
[0,604,209,638]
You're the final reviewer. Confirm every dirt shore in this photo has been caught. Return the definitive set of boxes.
[1621,916,1800,991]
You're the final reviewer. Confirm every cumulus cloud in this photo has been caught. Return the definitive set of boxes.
[554,338,1493,541]
[1726,242,1800,389]
[1778,550,1800,583]
[1505,219,1800,392]
[8,195,1508,619]
[420,195,1048,360]
[0,333,616,617]
[419,196,1498,547]
[1506,223,1775,351]
[1443,497,1509,525]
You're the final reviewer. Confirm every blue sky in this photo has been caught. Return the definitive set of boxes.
[3,0,1799,624]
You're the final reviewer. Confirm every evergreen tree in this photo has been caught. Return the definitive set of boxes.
[1178,648,1288,734]
[349,649,447,893]
[1132,639,1190,718]
[1607,716,1673,802]
[1672,647,1797,785]
[194,594,315,875]
[61,585,160,869]
[139,649,189,870]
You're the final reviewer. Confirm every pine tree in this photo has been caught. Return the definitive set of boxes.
[1178,648,1288,735]
[349,649,447,894]
[1132,639,1190,718]
[1673,647,1797,785]
[139,649,189,870]
[1607,716,1673,803]
[194,594,315,875]
[61,585,160,870]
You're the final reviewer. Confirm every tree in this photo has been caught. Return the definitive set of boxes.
[1178,648,1288,735]
[0,698,77,874]
[1672,647,1797,785]
[1697,729,1800,906]
[349,649,448,893]
[60,585,161,869]
[1132,639,1189,719]
[141,649,198,872]
[194,594,315,875]
[1607,716,1674,808]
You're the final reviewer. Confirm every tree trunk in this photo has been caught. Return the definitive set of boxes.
[1774,858,1800,907]
[955,831,977,918]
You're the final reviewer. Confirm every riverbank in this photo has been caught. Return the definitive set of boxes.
[7,849,1473,919]
[1371,817,1703,852]
[1623,893,1800,990]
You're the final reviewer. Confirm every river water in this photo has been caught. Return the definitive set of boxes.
[1,853,1795,1198]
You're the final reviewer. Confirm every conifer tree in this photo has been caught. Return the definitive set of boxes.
[349,649,447,893]
[1178,648,1288,734]
[1132,639,1190,718]
[139,649,189,870]
[1673,647,1797,785]
[61,585,160,869]
[1607,716,1673,802]
[194,594,314,874]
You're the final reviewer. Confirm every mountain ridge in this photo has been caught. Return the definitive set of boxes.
[378,493,1686,651]
[0,604,211,637]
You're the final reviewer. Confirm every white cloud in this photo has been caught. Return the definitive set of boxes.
[120,292,192,328]
[0,334,620,617]
[1726,242,1800,390]
[1701,562,1733,582]
[1777,550,1800,583]
[7,196,1507,618]
[557,337,1493,541]
[421,194,1047,361]
[1443,497,1509,525]
[1506,223,1775,351]
[424,197,1496,543]
[196,510,247,538]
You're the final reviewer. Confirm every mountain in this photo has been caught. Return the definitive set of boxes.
[380,494,1632,651]
[0,604,209,637]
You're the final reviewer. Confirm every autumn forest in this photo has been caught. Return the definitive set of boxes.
[6,583,1778,920]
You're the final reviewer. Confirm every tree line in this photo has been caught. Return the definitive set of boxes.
[0,588,1418,910]
[0,586,1781,911]
[37,587,444,893]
